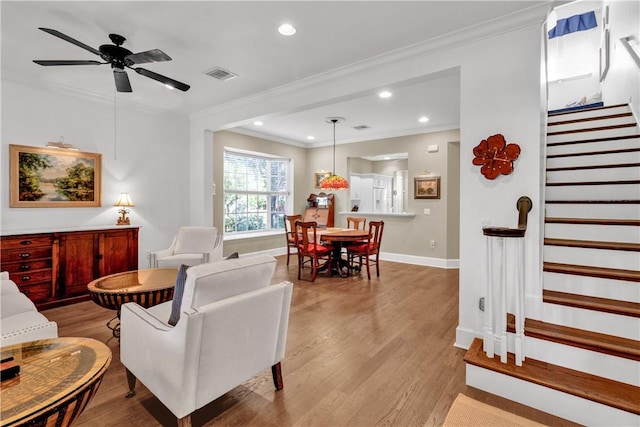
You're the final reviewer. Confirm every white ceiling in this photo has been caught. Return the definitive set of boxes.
[1,1,550,146]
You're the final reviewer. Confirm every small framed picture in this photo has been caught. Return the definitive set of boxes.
[314,172,331,189]
[414,176,441,199]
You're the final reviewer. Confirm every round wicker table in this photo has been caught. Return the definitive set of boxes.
[0,337,111,427]
[87,268,178,337]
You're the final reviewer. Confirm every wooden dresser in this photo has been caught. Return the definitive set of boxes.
[1,227,138,309]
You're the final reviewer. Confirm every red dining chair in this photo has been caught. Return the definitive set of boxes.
[284,214,302,266]
[294,220,334,282]
[346,220,384,280]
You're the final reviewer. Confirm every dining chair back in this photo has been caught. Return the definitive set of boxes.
[346,216,367,230]
[346,220,384,279]
[294,220,334,282]
[284,214,302,266]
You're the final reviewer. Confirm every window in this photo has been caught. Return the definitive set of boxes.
[223,149,290,234]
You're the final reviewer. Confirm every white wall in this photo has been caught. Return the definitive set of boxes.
[601,0,640,116]
[1,80,191,267]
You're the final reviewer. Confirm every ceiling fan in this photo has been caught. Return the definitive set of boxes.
[33,27,190,92]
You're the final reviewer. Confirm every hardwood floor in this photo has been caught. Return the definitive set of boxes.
[42,257,580,427]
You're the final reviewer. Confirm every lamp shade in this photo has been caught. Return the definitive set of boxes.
[320,174,349,190]
[114,193,134,207]
[322,117,349,190]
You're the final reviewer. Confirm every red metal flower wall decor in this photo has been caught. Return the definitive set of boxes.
[472,134,521,180]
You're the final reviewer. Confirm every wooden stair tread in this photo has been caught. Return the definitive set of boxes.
[464,338,640,415]
[544,238,640,251]
[547,133,639,147]
[546,162,640,171]
[543,290,640,318]
[545,217,640,226]
[546,200,640,205]
[548,112,633,126]
[543,262,639,282]
[548,122,637,136]
[547,147,640,159]
[546,179,640,186]
[548,103,629,117]
[506,315,640,361]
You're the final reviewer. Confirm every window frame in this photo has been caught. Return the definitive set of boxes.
[223,148,292,236]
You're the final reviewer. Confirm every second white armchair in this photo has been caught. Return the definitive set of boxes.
[149,226,223,268]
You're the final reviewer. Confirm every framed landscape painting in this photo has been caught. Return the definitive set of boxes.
[10,144,102,208]
[414,176,441,199]
[314,171,331,189]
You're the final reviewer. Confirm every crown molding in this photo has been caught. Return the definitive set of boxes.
[189,3,550,124]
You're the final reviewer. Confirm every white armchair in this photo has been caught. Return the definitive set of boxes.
[149,226,223,268]
[120,254,293,427]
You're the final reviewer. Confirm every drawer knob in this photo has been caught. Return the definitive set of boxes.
[21,276,31,281]
[19,253,30,258]
[19,265,31,271]
[20,240,32,245]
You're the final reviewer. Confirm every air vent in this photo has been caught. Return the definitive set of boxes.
[204,66,238,81]
[353,125,370,130]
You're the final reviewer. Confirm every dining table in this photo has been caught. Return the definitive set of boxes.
[314,227,369,277]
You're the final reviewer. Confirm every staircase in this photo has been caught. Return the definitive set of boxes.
[465,104,640,426]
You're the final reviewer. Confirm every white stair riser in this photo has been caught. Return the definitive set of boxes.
[544,223,640,243]
[543,271,640,303]
[542,302,640,340]
[466,364,640,427]
[546,150,640,169]
[545,184,639,200]
[548,116,636,133]
[548,106,632,122]
[545,203,640,219]
[548,126,638,143]
[547,167,640,183]
[547,137,640,156]
[525,336,640,386]
[544,246,640,270]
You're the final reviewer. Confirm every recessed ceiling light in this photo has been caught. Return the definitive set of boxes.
[378,91,392,98]
[254,121,263,126]
[307,135,315,140]
[419,116,429,123]
[278,23,296,36]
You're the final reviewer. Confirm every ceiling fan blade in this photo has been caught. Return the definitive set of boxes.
[125,49,172,65]
[38,28,102,56]
[33,60,103,66]
[134,67,190,91]
[113,69,132,92]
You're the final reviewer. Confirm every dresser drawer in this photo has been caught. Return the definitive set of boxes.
[1,234,53,250]
[1,247,52,263]
[9,269,52,287]
[1,259,52,275]
[18,282,53,304]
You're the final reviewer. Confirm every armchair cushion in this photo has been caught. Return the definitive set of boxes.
[168,264,189,326]
[174,226,218,255]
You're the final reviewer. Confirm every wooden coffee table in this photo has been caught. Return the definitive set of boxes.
[87,268,178,337]
[0,337,111,427]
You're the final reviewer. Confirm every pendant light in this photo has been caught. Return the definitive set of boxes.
[319,117,349,190]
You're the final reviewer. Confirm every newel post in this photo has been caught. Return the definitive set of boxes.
[482,196,532,366]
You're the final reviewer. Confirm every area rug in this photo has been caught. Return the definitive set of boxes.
[442,393,548,427]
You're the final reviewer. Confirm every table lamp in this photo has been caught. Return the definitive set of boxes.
[114,193,134,225]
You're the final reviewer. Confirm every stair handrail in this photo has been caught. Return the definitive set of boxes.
[619,36,640,71]
[482,196,532,366]
[482,196,533,238]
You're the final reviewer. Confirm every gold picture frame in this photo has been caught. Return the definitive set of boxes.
[414,176,441,199]
[10,144,102,208]
[314,172,331,189]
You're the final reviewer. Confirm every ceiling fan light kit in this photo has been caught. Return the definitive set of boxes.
[33,27,190,93]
